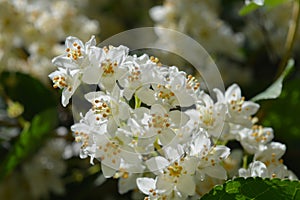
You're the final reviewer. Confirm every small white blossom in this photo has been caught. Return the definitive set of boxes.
[239,161,268,178]
[48,68,81,106]
[52,35,96,70]
[214,83,259,128]
[189,133,230,180]
[84,91,130,134]
[187,91,227,139]
[245,0,264,6]
[139,104,189,145]
[118,54,159,103]
[140,157,197,199]
[238,125,274,154]
[96,45,129,91]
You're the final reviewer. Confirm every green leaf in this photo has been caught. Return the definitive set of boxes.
[261,78,300,140]
[0,71,57,120]
[201,177,300,200]
[239,0,289,16]
[251,59,294,102]
[239,2,260,16]
[0,108,58,180]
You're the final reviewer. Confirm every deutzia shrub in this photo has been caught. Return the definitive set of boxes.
[49,35,297,199]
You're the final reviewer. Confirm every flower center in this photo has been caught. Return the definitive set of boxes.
[199,107,215,127]
[148,113,170,134]
[52,75,72,92]
[251,125,271,143]
[101,59,117,76]
[128,66,141,82]
[74,131,89,149]
[186,75,200,90]
[98,141,121,164]
[66,42,82,61]
[92,100,111,120]
[167,162,184,178]
[230,96,245,112]
[156,85,175,101]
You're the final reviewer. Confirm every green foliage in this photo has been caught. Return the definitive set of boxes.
[0,71,57,120]
[239,0,289,16]
[251,59,294,102]
[261,78,300,140]
[239,2,260,16]
[201,177,300,200]
[0,108,58,181]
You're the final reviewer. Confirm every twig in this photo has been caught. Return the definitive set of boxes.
[276,0,300,79]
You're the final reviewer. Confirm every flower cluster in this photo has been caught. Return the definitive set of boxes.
[0,0,99,82]
[149,0,253,85]
[50,36,297,199]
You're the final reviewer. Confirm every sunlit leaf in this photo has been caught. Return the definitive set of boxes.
[239,2,260,16]
[239,0,289,16]
[202,177,300,200]
[0,108,58,180]
[251,59,294,102]
[261,78,300,140]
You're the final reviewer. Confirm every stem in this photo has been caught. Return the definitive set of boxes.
[214,138,228,146]
[154,138,164,156]
[134,94,141,109]
[276,0,300,79]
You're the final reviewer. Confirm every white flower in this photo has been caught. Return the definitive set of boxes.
[71,110,104,163]
[238,125,274,154]
[152,66,199,108]
[94,134,142,178]
[48,67,80,107]
[189,133,230,180]
[140,156,197,199]
[84,91,130,134]
[118,54,159,104]
[136,177,163,200]
[214,83,259,127]
[239,159,297,180]
[187,91,227,139]
[254,142,286,165]
[52,35,96,70]
[252,142,296,179]
[239,161,268,178]
[245,0,264,6]
[117,166,144,194]
[138,104,189,145]
[117,104,183,154]
[156,158,196,197]
[96,45,129,91]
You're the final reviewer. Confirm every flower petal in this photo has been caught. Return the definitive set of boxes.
[101,163,117,178]
[136,177,156,195]
[146,156,169,173]
[177,175,196,195]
